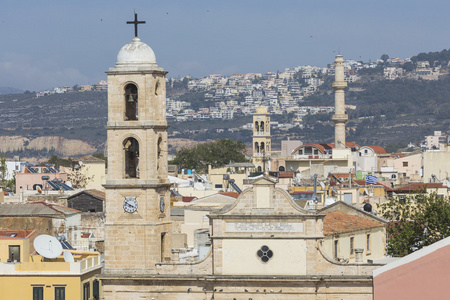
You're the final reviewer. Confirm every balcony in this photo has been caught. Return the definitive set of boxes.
[291,154,332,160]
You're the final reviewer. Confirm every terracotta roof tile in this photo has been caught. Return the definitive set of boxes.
[84,189,106,200]
[182,196,197,203]
[322,211,384,235]
[366,145,387,154]
[278,171,295,178]
[219,192,240,198]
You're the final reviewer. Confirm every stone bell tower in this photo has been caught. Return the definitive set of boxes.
[103,14,171,276]
[252,105,271,172]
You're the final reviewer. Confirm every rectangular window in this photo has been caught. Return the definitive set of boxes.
[93,280,100,300]
[350,237,354,255]
[366,234,371,252]
[334,240,339,259]
[55,287,65,300]
[33,287,43,300]
[9,245,20,262]
[403,162,408,167]
[83,282,90,300]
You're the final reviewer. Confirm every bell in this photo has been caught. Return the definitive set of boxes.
[128,95,134,102]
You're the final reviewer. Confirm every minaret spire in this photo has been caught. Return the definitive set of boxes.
[332,55,348,149]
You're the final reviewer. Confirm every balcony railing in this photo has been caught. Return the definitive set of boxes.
[291,154,332,160]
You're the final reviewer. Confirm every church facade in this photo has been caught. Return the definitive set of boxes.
[100,19,383,299]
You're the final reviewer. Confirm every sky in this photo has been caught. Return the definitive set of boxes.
[1,1,450,91]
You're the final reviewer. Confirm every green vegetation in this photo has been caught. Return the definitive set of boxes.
[380,191,450,257]
[410,48,450,66]
[48,155,73,168]
[169,139,249,173]
[0,154,14,190]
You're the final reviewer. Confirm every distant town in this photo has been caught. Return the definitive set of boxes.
[34,55,443,128]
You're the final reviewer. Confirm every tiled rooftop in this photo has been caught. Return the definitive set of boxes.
[322,211,385,235]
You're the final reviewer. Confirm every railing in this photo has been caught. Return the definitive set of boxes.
[291,154,332,159]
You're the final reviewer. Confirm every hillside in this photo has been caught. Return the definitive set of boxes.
[1,51,450,158]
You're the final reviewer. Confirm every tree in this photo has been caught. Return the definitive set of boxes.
[0,155,7,187]
[68,166,94,189]
[381,54,389,63]
[169,139,249,173]
[48,155,72,168]
[380,191,450,257]
[0,155,14,190]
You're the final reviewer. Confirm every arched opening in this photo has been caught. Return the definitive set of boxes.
[157,137,162,171]
[260,121,264,134]
[255,121,259,133]
[255,142,260,153]
[260,142,265,154]
[124,137,139,178]
[257,166,262,172]
[125,83,138,120]
[279,166,285,171]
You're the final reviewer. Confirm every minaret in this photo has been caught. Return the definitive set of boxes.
[331,55,348,149]
[103,14,171,275]
[252,105,271,172]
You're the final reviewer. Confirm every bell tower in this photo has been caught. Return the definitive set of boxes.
[103,14,171,275]
[252,105,271,172]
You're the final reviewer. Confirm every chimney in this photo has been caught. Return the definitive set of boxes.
[355,248,364,263]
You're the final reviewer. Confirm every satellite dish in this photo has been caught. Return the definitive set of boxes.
[319,181,325,189]
[34,235,63,259]
[63,251,75,262]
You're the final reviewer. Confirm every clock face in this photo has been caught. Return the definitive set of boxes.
[160,196,165,213]
[123,197,138,213]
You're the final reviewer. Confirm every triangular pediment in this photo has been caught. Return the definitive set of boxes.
[251,176,277,186]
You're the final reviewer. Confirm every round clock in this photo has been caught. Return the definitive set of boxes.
[123,197,138,213]
[159,196,165,213]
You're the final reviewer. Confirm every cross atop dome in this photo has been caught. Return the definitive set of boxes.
[127,13,146,37]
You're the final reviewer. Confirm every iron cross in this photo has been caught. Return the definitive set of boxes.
[127,13,146,37]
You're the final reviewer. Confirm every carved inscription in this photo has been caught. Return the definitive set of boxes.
[226,222,303,232]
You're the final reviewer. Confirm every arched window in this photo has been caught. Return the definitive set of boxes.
[260,121,265,134]
[125,83,138,120]
[279,166,285,171]
[260,142,265,154]
[257,166,262,172]
[255,142,260,153]
[124,137,139,178]
[255,121,259,133]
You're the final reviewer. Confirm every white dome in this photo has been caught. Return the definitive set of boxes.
[115,37,157,67]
